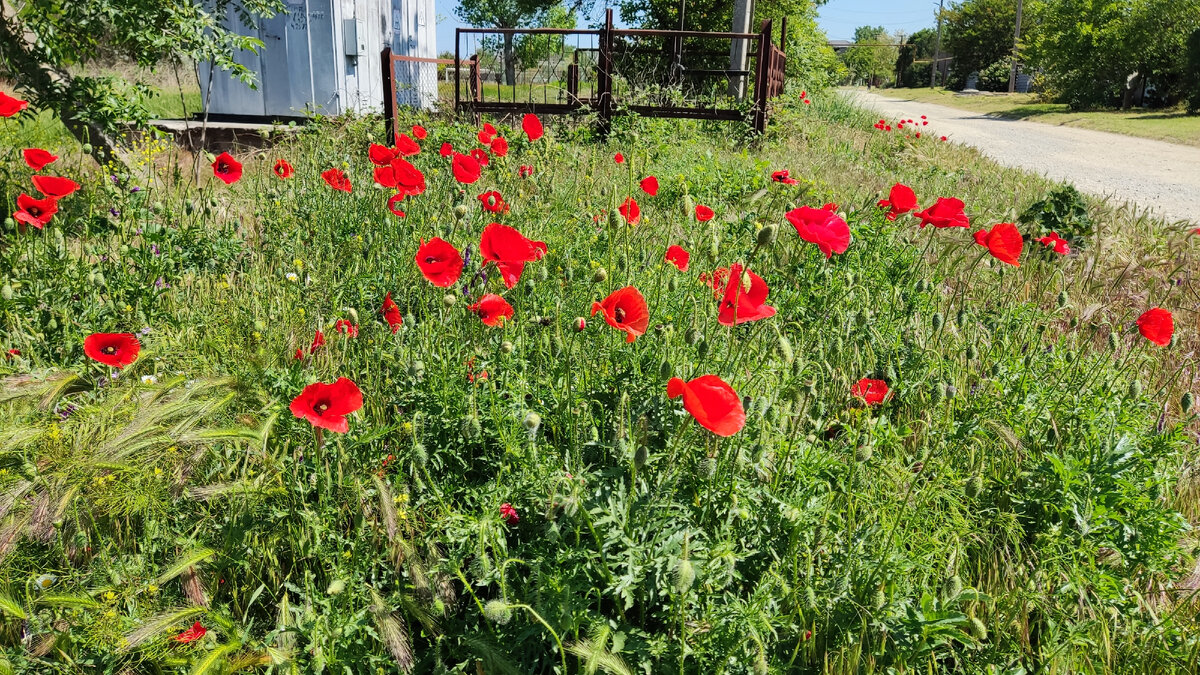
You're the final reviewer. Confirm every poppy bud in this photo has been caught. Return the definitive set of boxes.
[591,267,608,283]
[327,579,346,595]
[523,278,535,292]
[915,279,929,293]
[741,269,753,293]
[501,341,514,354]
[659,360,673,378]
[1170,335,1179,348]
[408,360,425,378]
[1183,392,1194,415]
[946,575,963,599]
[776,335,794,364]
[708,239,720,260]
[404,313,415,327]
[931,312,943,331]
[945,384,957,399]
[929,382,944,405]
[1107,332,1119,351]
[805,586,819,611]
[685,328,701,345]
[523,411,542,432]
[969,617,988,641]
[1,283,12,301]
[756,224,778,246]
[83,143,93,154]
[753,651,768,675]
[668,276,679,292]
[956,309,968,329]
[674,558,695,593]
[1056,291,1068,308]
[46,317,57,331]
[608,210,620,229]
[871,588,887,610]
[965,345,978,361]
[443,293,457,308]
[989,364,1001,378]
[483,600,512,625]
[552,336,564,357]
[461,415,482,439]
[633,444,648,469]
[563,266,574,281]
[412,442,428,467]
[453,204,469,220]
[574,317,587,332]
[1046,425,1058,445]
[965,473,983,498]
[803,380,816,396]
[3,218,13,230]
[1127,380,1142,399]
[1069,316,1078,328]
[696,339,708,359]
[855,445,873,462]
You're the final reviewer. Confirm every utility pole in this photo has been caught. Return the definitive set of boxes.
[930,0,944,88]
[728,0,754,100]
[1007,0,1024,93]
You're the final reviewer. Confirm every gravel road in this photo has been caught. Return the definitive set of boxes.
[844,90,1200,225]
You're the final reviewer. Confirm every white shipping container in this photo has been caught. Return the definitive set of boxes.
[198,0,437,118]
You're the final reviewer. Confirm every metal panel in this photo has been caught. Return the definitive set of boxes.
[260,12,293,115]
[283,0,316,114]
[308,0,340,115]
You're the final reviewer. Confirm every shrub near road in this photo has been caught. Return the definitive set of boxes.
[1,92,1199,673]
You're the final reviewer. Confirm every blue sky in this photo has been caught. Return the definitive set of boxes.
[432,0,938,53]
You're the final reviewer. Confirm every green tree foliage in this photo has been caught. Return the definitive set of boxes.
[942,0,1028,91]
[1031,0,1200,109]
[895,27,936,88]
[514,4,577,71]
[1187,29,1200,114]
[0,0,281,163]
[456,0,586,85]
[842,26,898,88]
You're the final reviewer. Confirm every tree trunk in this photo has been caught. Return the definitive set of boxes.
[503,33,516,86]
[0,1,127,169]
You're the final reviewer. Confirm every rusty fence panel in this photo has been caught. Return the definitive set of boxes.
[381,48,471,140]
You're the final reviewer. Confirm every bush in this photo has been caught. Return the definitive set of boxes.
[1020,184,1094,250]
[1187,28,1200,114]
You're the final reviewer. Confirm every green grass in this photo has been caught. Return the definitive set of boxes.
[873,87,1200,148]
[1,92,1199,673]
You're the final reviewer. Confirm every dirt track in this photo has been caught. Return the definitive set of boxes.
[844,90,1200,226]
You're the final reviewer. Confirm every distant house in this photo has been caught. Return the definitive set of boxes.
[828,40,852,55]
[199,0,437,119]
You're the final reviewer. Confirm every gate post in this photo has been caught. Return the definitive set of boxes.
[751,19,771,134]
[597,8,615,137]
[381,47,396,142]
[469,54,482,126]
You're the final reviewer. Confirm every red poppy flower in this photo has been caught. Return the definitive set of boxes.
[478,190,509,214]
[877,183,918,221]
[1136,307,1173,347]
[940,136,948,142]
[273,159,293,179]
[695,204,714,222]
[387,192,406,217]
[440,142,453,157]
[718,263,776,326]
[412,124,427,140]
[31,175,80,199]
[490,136,508,157]
[667,375,745,436]
[574,317,587,332]
[374,158,425,196]
[0,91,28,117]
[381,293,403,333]
[394,133,421,156]
[665,245,690,271]
[484,122,497,136]
[912,197,968,229]
[851,378,889,406]
[83,332,140,368]
[523,113,544,141]
[334,319,358,338]
[518,164,534,178]
[614,152,625,164]
[174,621,206,644]
[22,148,58,171]
[452,152,482,183]
[477,129,492,145]
[470,148,490,167]
[500,502,519,524]
[4,349,19,359]
[479,223,547,288]
[469,294,514,327]
[591,286,649,343]
[415,237,464,287]
[972,222,1023,267]
[321,168,352,192]
[289,377,364,433]
[640,175,659,196]
[699,267,731,298]
[786,206,850,258]
[1035,231,1071,255]
[309,330,326,354]
[618,196,640,225]
[13,193,58,229]
[771,170,799,185]
[369,143,397,166]
[211,152,242,185]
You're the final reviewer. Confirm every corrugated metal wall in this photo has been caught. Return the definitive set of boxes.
[199,0,436,118]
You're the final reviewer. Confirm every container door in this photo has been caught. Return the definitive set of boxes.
[260,11,293,116]
[307,0,340,114]
[283,0,316,115]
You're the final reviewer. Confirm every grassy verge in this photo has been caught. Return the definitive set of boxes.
[1,92,1198,673]
[869,87,1200,148]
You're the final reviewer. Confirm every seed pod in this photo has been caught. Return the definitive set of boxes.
[1183,392,1194,415]
[453,204,469,220]
[956,309,969,329]
[696,339,709,359]
[501,341,514,354]
[969,617,988,641]
[659,360,673,378]
[442,293,457,308]
[1128,380,1142,399]
[965,473,982,498]
[965,345,978,361]
[483,600,512,625]
[871,588,887,610]
[1056,291,1068,308]
[668,276,679,292]
[756,223,778,247]
[523,411,542,432]
[685,328,701,345]
[946,575,963,600]
[855,445,873,462]
[591,267,608,283]
[931,312,944,331]
[674,558,695,593]
[633,444,648,469]
[461,415,482,439]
